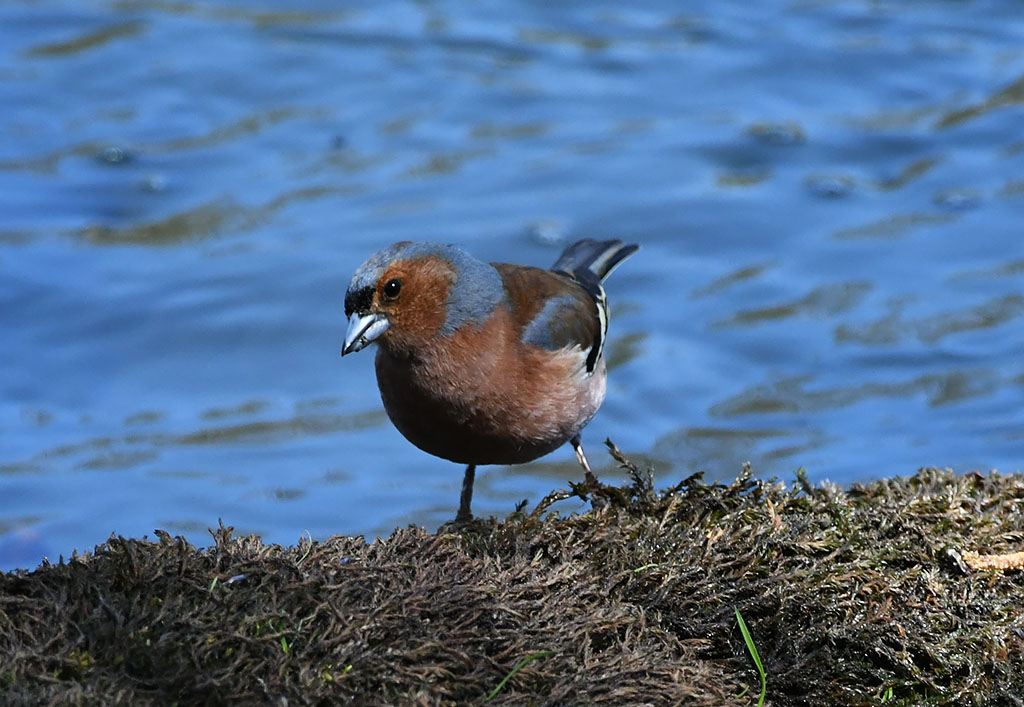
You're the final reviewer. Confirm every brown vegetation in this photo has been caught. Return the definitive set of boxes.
[2,451,1023,705]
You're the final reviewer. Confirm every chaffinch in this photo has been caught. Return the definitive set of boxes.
[342,239,638,521]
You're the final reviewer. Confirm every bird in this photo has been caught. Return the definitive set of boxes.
[342,238,638,521]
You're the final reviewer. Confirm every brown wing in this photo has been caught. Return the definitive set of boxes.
[494,263,601,370]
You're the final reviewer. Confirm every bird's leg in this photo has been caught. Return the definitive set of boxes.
[571,435,599,486]
[456,464,476,522]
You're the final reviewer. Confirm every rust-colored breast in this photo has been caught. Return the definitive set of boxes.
[374,285,606,466]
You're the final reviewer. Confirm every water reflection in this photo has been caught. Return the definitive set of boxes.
[178,411,386,446]
[161,108,326,153]
[836,295,1024,344]
[25,21,146,58]
[952,258,1024,281]
[124,410,164,425]
[0,141,113,172]
[691,263,773,299]
[605,331,647,371]
[201,399,268,419]
[402,148,496,178]
[111,1,346,27]
[833,213,957,240]
[876,157,941,191]
[3,0,1024,571]
[77,200,240,245]
[936,74,1024,129]
[716,282,871,326]
[710,369,1004,418]
[654,426,827,483]
[9,405,388,471]
[74,182,364,245]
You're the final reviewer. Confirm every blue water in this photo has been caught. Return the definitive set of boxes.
[2,0,1023,571]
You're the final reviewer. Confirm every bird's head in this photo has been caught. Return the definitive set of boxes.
[342,241,504,357]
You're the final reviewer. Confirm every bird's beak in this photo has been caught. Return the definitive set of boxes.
[342,312,389,356]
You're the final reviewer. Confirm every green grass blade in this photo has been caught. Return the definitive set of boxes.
[735,608,766,707]
[485,650,553,702]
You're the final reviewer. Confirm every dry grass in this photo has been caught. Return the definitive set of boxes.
[2,456,1023,705]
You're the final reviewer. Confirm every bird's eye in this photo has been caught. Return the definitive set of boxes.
[382,278,402,299]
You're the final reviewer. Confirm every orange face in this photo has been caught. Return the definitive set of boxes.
[344,250,459,357]
[365,256,454,353]
[344,241,507,358]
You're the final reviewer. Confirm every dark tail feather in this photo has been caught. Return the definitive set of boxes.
[551,239,639,284]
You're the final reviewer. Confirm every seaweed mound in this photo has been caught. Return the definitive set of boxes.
[2,459,1023,705]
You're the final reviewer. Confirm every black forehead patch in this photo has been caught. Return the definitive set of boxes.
[344,285,374,317]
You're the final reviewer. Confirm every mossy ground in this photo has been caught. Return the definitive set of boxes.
[2,451,1023,705]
